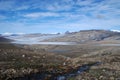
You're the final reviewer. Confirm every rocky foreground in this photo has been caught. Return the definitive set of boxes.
[0,43,76,80]
[0,43,120,80]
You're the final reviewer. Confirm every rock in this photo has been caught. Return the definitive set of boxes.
[102,69,106,72]
[22,54,25,58]
[99,75,103,79]
[63,62,66,66]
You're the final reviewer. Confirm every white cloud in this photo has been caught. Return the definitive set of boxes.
[15,5,30,10]
[24,12,60,18]
[30,0,74,11]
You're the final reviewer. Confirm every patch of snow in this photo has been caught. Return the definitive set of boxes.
[2,32,25,36]
[2,32,13,36]
[111,30,120,32]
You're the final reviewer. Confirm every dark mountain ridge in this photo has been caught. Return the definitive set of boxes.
[0,36,13,43]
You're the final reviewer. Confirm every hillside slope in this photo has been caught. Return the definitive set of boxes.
[44,30,120,43]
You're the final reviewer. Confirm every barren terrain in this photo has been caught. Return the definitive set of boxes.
[0,30,120,80]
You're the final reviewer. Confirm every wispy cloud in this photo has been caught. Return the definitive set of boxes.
[24,12,60,18]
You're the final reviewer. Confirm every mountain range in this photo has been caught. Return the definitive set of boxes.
[43,30,120,43]
[1,30,120,44]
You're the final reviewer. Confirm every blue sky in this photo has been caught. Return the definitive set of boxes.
[0,0,120,33]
